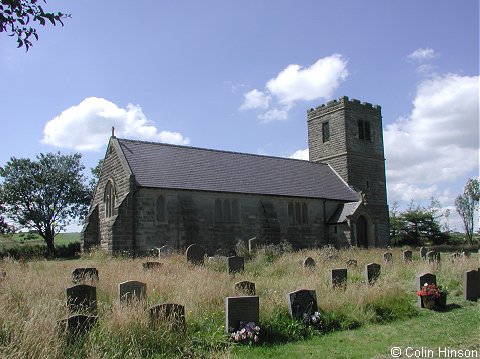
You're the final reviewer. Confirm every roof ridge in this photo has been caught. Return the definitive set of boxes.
[116,137,327,166]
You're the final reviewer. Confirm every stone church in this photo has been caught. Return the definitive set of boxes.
[81,96,389,254]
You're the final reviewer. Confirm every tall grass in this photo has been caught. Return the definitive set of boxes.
[0,246,477,358]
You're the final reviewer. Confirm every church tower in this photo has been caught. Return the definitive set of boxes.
[307,96,389,247]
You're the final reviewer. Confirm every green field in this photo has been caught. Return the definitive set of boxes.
[0,232,80,249]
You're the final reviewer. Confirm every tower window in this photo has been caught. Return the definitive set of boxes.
[322,121,330,142]
[104,181,115,218]
[358,120,371,141]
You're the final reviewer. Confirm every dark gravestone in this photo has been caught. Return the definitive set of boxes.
[330,268,347,289]
[420,247,428,260]
[159,245,173,258]
[346,259,357,268]
[416,273,437,308]
[72,268,99,284]
[287,289,318,320]
[118,280,147,304]
[142,261,163,271]
[235,281,256,295]
[303,257,316,268]
[228,256,245,274]
[186,244,205,265]
[225,296,260,333]
[66,284,97,315]
[149,303,186,331]
[464,270,480,301]
[427,251,440,263]
[365,263,381,285]
[383,252,393,264]
[58,314,98,344]
[248,237,257,254]
[403,250,413,262]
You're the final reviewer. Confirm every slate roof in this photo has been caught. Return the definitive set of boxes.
[116,138,360,202]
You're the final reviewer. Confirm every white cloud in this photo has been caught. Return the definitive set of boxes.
[407,48,437,62]
[240,54,348,122]
[42,97,190,151]
[385,73,479,204]
[288,148,309,160]
[239,89,271,110]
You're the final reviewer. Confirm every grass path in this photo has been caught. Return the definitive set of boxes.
[230,299,480,358]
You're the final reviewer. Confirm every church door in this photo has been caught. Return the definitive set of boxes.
[356,216,368,248]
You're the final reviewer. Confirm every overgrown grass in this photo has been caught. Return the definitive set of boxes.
[0,246,478,358]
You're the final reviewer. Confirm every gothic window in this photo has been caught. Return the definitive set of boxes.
[215,198,240,223]
[358,120,371,141]
[104,181,115,218]
[215,199,222,222]
[223,199,231,222]
[232,200,239,223]
[322,121,330,142]
[156,195,166,222]
[295,203,301,224]
[288,201,308,226]
[302,203,308,224]
[288,203,294,225]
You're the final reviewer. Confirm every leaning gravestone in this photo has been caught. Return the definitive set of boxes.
[303,257,316,269]
[225,296,259,333]
[227,256,245,274]
[383,252,393,264]
[346,259,357,268]
[118,280,147,304]
[464,270,480,301]
[66,284,97,315]
[57,314,98,344]
[365,263,381,285]
[149,303,186,331]
[427,251,440,263]
[403,250,413,262]
[420,247,428,260]
[248,237,257,254]
[159,245,173,258]
[142,261,163,271]
[287,289,318,320]
[186,244,205,265]
[330,268,347,289]
[72,268,99,284]
[235,281,256,295]
[416,272,437,308]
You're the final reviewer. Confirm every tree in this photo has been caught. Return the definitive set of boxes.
[0,0,69,51]
[0,152,90,255]
[455,178,480,244]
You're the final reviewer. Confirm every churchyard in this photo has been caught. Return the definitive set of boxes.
[0,244,479,358]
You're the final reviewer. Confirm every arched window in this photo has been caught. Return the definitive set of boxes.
[156,195,166,222]
[215,199,222,223]
[104,181,115,218]
[223,199,231,222]
[295,203,301,224]
[302,203,308,224]
[231,200,239,222]
[288,203,294,225]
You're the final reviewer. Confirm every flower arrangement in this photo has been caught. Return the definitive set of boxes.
[229,321,260,345]
[417,283,441,299]
[303,311,321,326]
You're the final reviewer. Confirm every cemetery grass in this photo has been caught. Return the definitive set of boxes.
[0,246,478,358]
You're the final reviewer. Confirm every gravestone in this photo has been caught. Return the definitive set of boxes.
[225,296,259,333]
[72,268,99,284]
[66,284,97,315]
[303,257,316,269]
[383,252,393,264]
[186,244,205,265]
[464,270,480,301]
[149,303,186,331]
[330,268,347,289]
[287,289,318,320]
[346,259,357,268]
[235,281,256,295]
[248,237,257,254]
[365,263,381,285]
[427,251,440,263]
[420,247,428,260]
[227,256,245,274]
[403,250,413,262]
[142,261,163,271]
[118,280,147,304]
[58,314,98,343]
[416,272,437,308]
[159,245,173,258]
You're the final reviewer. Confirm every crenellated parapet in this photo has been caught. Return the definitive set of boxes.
[307,96,381,120]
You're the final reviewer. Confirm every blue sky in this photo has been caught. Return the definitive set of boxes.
[0,0,479,232]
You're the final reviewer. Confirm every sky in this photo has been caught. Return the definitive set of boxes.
[0,0,479,232]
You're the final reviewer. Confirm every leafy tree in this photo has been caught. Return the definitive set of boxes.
[0,152,90,255]
[0,0,69,50]
[455,178,480,244]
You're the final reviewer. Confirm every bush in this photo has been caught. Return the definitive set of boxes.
[0,242,80,260]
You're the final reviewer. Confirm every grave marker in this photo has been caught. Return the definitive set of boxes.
[225,296,259,333]
[416,273,437,308]
[159,245,173,258]
[464,270,480,301]
[403,250,413,262]
[227,256,245,274]
[248,237,257,254]
[420,247,428,260]
[383,252,393,264]
[303,257,316,269]
[66,284,97,315]
[427,251,440,263]
[72,268,98,284]
[346,259,357,268]
[149,303,186,331]
[142,261,163,271]
[365,263,381,285]
[186,244,205,265]
[58,314,98,343]
[118,280,147,304]
[330,268,347,289]
[287,289,318,320]
[235,281,256,295]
